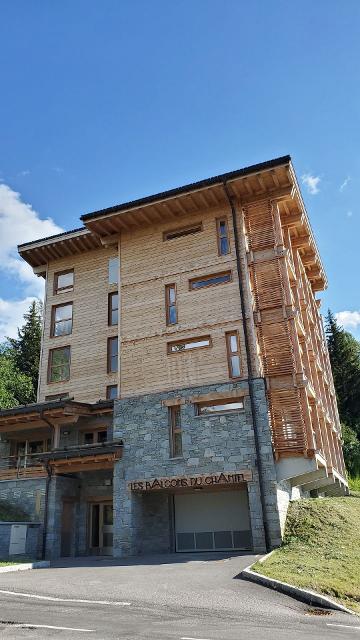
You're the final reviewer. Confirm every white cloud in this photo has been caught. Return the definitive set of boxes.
[335,310,360,330]
[18,170,30,177]
[340,176,350,192]
[0,183,63,297]
[301,173,321,195]
[0,297,38,341]
[0,183,63,341]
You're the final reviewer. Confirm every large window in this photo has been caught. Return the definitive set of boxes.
[226,331,241,378]
[216,218,230,256]
[196,398,244,415]
[48,346,71,383]
[169,405,182,457]
[54,269,74,294]
[51,303,73,337]
[189,271,232,290]
[108,257,119,285]
[163,223,202,241]
[108,292,119,326]
[107,337,118,372]
[167,336,211,353]
[165,284,177,325]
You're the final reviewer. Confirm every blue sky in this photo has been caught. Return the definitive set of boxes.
[0,0,359,339]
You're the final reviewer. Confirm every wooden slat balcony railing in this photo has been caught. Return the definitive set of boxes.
[0,453,46,480]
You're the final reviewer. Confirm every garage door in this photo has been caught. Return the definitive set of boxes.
[174,490,252,552]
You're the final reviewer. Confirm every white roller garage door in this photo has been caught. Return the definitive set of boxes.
[174,490,252,552]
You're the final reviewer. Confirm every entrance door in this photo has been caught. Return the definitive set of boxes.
[174,490,252,552]
[61,501,74,557]
[89,502,113,555]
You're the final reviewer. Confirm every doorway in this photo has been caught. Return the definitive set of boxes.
[89,502,113,555]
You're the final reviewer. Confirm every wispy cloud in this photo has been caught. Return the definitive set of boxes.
[0,183,63,341]
[52,166,64,174]
[18,170,31,177]
[335,310,360,331]
[346,210,353,218]
[0,297,37,340]
[339,176,350,192]
[301,173,321,195]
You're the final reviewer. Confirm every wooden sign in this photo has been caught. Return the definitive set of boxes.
[128,470,252,492]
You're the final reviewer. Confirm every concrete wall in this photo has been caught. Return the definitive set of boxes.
[113,379,283,557]
[0,522,42,560]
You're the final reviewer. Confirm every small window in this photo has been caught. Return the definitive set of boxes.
[108,257,119,284]
[189,271,232,290]
[165,284,177,325]
[196,398,244,415]
[107,336,118,372]
[83,429,108,445]
[48,346,71,383]
[108,292,119,326]
[51,303,73,337]
[54,269,74,294]
[44,392,70,402]
[163,223,202,241]
[216,218,230,255]
[169,406,182,457]
[226,331,241,378]
[106,385,118,400]
[167,335,211,353]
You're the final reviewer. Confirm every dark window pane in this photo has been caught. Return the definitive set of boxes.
[91,505,100,547]
[107,385,118,400]
[54,319,72,336]
[168,287,176,304]
[168,306,177,324]
[97,430,107,443]
[220,237,229,255]
[219,221,227,236]
[191,273,231,289]
[84,433,94,445]
[111,309,118,325]
[173,431,182,457]
[103,504,113,525]
[55,304,72,321]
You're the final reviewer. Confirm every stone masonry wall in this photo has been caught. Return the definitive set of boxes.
[0,522,42,560]
[113,379,282,556]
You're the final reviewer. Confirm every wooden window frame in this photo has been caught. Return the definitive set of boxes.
[107,336,118,373]
[50,302,73,338]
[163,223,203,242]
[169,405,182,458]
[189,270,232,291]
[108,292,119,327]
[225,331,242,379]
[165,283,177,326]
[82,427,108,445]
[216,217,230,256]
[53,269,74,295]
[106,384,118,400]
[47,346,71,384]
[196,398,244,415]
[167,335,212,354]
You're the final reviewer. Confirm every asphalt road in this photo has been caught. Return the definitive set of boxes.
[0,553,358,639]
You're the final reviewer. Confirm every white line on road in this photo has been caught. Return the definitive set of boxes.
[327,624,360,631]
[0,589,131,606]
[181,637,212,640]
[9,623,94,632]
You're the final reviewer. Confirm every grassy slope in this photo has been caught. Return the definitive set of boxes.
[0,500,29,522]
[252,495,360,613]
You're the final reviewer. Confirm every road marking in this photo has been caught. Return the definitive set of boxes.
[181,637,212,640]
[10,623,94,632]
[327,624,360,631]
[0,589,131,606]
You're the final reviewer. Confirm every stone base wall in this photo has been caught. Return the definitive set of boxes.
[0,522,42,560]
[0,478,47,522]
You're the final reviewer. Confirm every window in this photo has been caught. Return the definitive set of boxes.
[83,429,108,445]
[165,284,177,325]
[169,406,182,457]
[226,331,241,378]
[44,392,70,401]
[108,292,119,326]
[51,303,73,337]
[167,335,211,353]
[48,346,71,383]
[189,271,232,290]
[216,218,230,255]
[107,336,118,372]
[163,223,202,241]
[54,269,74,294]
[108,257,119,284]
[196,398,244,415]
[106,385,118,400]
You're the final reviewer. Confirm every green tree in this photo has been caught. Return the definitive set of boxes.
[0,346,34,408]
[341,424,360,477]
[7,300,43,402]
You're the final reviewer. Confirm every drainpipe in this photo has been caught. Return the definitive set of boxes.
[222,181,270,552]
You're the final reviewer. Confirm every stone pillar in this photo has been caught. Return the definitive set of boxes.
[113,462,143,557]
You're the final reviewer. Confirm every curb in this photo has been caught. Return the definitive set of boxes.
[240,557,356,616]
[0,561,50,574]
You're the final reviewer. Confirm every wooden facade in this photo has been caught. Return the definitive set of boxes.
[17,156,346,482]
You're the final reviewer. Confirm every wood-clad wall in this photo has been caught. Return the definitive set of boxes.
[38,247,118,403]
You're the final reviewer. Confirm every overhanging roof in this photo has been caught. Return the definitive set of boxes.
[0,399,113,432]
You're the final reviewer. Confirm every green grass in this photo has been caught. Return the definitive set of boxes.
[252,495,360,613]
[0,500,29,522]
[348,476,360,492]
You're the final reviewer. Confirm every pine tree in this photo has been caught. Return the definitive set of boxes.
[8,300,43,402]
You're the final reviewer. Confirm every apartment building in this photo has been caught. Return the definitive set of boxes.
[0,155,347,559]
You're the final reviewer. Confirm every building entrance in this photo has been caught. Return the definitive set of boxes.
[89,501,113,555]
